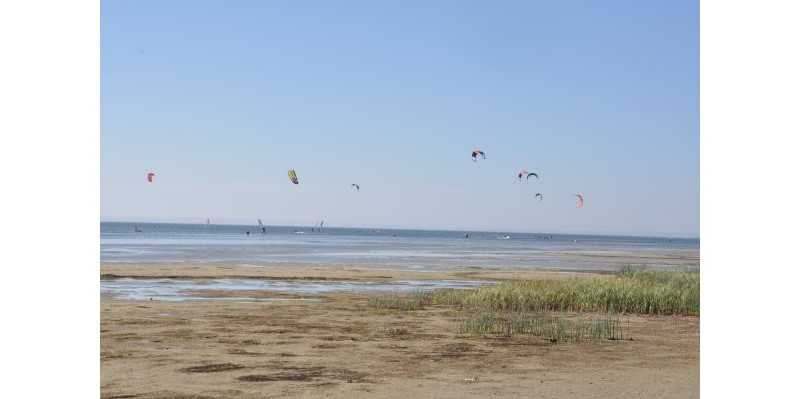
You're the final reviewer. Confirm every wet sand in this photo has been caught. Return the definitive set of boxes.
[101,262,699,398]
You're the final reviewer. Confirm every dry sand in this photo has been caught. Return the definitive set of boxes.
[101,263,699,398]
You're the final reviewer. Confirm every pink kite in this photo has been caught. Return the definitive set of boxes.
[573,194,584,208]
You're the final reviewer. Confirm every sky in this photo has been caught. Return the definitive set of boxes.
[100,0,699,237]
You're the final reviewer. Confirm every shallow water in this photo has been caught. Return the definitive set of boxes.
[101,222,698,299]
[101,278,488,302]
[101,222,699,271]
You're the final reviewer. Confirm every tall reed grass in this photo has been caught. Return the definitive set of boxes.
[429,267,699,316]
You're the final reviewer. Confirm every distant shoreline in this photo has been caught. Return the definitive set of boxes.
[101,220,700,241]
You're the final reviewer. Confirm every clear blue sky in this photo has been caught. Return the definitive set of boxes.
[100,0,699,237]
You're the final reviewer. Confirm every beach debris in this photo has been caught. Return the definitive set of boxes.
[573,194,585,208]
[351,183,360,191]
[471,149,485,162]
[147,172,155,182]
[464,376,479,383]
[287,169,299,184]
[535,193,543,202]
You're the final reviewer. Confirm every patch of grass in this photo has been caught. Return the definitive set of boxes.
[428,267,699,316]
[373,322,410,337]
[368,290,427,310]
[456,310,629,342]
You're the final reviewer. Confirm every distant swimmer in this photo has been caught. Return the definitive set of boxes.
[464,233,469,238]
[261,227,266,233]
[134,226,142,233]
[246,231,250,235]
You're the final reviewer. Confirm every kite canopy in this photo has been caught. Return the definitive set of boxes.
[519,171,538,180]
[471,150,485,162]
[287,170,299,184]
[351,184,360,191]
[147,172,155,182]
[573,194,584,208]
[535,193,543,201]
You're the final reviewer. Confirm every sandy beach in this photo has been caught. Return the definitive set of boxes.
[101,262,699,398]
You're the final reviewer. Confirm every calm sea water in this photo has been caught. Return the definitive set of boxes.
[101,222,699,271]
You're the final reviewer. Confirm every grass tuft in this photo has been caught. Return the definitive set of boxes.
[455,310,629,342]
[368,290,428,310]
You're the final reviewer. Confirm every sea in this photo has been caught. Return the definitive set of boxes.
[101,221,699,301]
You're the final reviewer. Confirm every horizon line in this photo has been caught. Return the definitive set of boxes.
[100,219,699,240]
